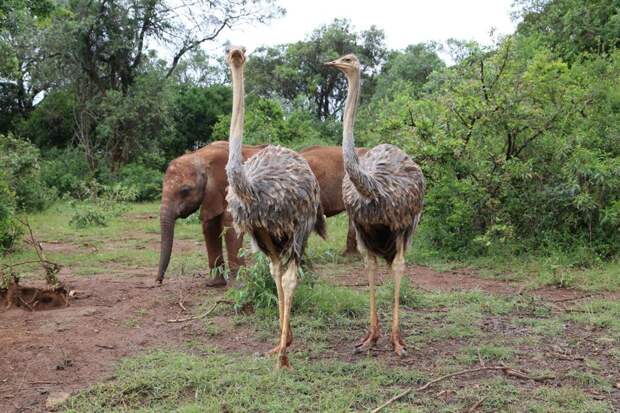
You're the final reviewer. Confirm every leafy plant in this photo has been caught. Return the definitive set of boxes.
[0,172,21,253]
[0,132,56,211]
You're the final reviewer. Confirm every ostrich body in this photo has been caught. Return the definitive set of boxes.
[225,46,326,368]
[325,54,425,356]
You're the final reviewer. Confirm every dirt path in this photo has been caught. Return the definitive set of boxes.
[1,265,617,412]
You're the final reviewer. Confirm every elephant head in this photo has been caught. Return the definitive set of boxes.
[157,154,207,284]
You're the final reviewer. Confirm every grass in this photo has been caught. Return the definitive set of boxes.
[1,201,205,279]
[2,201,619,412]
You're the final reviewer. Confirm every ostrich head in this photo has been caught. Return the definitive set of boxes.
[226,45,247,68]
[324,53,361,77]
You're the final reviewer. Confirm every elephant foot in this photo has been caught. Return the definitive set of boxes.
[205,274,227,288]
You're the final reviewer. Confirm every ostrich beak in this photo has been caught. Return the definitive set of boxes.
[324,60,337,67]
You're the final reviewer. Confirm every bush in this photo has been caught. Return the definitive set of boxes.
[41,147,93,197]
[0,133,56,211]
[69,203,109,228]
[0,172,22,253]
[117,163,163,201]
[69,183,137,228]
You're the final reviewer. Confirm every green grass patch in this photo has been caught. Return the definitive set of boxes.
[63,350,426,412]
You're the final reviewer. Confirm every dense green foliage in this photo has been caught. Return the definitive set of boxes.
[0,171,21,253]
[1,0,618,261]
[0,133,54,211]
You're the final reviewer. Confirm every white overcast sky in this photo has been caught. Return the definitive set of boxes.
[220,0,518,56]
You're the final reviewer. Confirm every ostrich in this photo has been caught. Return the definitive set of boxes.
[325,54,425,356]
[225,46,326,369]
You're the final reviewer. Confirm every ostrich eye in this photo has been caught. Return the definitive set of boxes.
[343,58,351,62]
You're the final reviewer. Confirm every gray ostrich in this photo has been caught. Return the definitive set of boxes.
[325,54,426,356]
[225,46,326,369]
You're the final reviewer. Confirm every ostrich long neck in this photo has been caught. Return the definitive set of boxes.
[343,69,374,197]
[226,61,253,201]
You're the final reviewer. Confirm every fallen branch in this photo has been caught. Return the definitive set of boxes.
[371,365,554,413]
[166,299,233,323]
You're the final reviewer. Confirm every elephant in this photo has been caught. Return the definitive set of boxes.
[156,141,367,286]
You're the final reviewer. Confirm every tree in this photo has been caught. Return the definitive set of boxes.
[0,0,56,128]
[246,19,387,120]
[358,34,619,254]
[168,83,231,157]
[2,0,283,169]
[514,0,620,61]
[373,43,445,99]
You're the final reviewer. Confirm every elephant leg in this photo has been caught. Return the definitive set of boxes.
[203,214,227,287]
[342,216,359,256]
[222,212,244,283]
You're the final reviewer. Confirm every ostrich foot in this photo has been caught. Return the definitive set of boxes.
[204,274,227,288]
[354,328,380,353]
[390,332,407,357]
[277,354,293,370]
[266,328,293,355]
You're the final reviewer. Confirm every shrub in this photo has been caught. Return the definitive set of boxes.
[69,183,137,229]
[69,203,109,228]
[0,133,55,211]
[40,147,93,197]
[0,172,21,253]
[228,255,277,312]
[117,163,163,201]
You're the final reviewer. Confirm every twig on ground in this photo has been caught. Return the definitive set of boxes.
[549,351,584,361]
[95,344,115,350]
[371,365,555,413]
[18,296,34,311]
[477,348,485,367]
[166,299,233,323]
[467,396,488,412]
[551,294,596,303]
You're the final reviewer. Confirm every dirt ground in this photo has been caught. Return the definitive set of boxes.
[2,258,618,412]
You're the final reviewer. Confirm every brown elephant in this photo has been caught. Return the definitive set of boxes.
[156,141,367,286]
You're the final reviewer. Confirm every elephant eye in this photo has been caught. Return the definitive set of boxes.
[180,186,192,197]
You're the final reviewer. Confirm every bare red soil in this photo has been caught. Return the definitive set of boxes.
[1,265,617,412]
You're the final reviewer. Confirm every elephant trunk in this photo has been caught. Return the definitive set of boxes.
[156,206,177,284]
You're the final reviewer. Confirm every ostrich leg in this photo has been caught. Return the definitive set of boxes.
[390,243,407,356]
[266,260,293,355]
[277,262,298,369]
[355,254,380,352]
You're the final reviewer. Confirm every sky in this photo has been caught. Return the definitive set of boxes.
[221,0,518,58]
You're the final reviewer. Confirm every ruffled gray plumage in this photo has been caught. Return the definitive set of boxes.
[344,143,425,262]
[227,145,324,265]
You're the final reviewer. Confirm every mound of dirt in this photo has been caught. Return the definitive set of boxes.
[0,280,69,311]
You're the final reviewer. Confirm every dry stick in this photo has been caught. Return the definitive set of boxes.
[17,217,62,286]
[371,366,555,413]
[551,294,596,303]
[166,299,233,323]
[477,348,485,367]
[17,296,34,311]
[467,396,488,413]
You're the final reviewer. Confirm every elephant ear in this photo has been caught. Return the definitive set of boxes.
[200,161,227,222]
